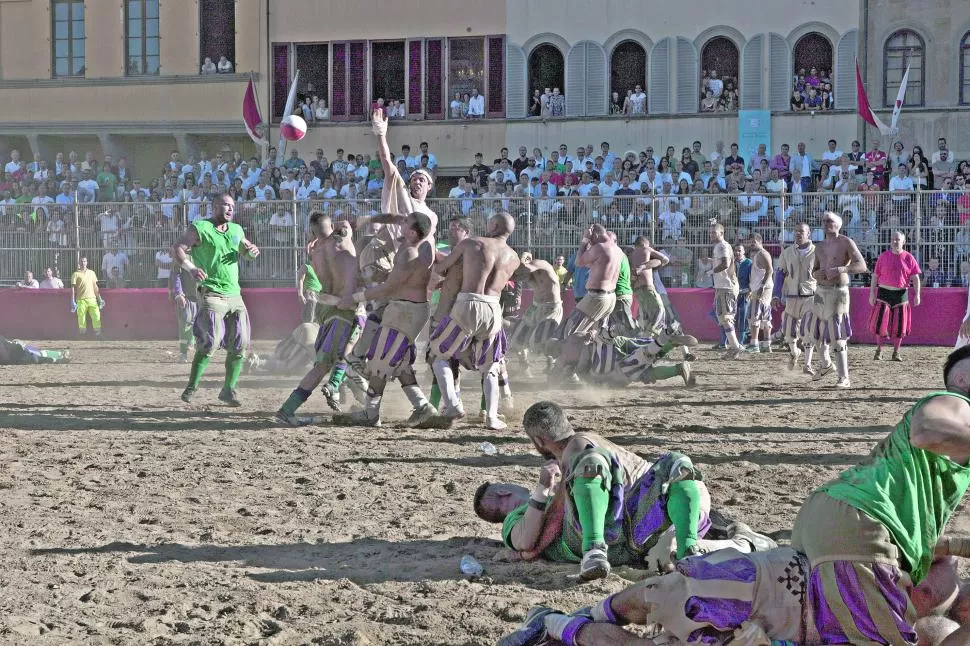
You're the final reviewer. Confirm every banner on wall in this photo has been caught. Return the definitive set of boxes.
[737,110,771,164]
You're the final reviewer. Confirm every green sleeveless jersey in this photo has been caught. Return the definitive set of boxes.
[191,219,245,296]
[616,255,632,296]
[818,391,970,584]
[303,264,322,293]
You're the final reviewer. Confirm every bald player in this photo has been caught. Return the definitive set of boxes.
[557,224,623,382]
[509,252,563,376]
[773,222,817,373]
[805,211,867,388]
[335,212,438,427]
[428,212,521,430]
[276,212,363,424]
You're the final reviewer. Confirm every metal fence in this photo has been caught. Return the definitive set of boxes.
[2,190,969,287]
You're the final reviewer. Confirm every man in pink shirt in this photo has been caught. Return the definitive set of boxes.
[769,143,792,183]
[868,230,922,361]
[863,139,888,180]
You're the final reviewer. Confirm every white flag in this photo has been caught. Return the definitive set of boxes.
[275,70,300,167]
[889,64,910,135]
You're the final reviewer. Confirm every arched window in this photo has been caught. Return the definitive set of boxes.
[961,32,970,105]
[700,37,739,110]
[528,44,564,100]
[610,41,647,108]
[793,33,833,82]
[883,29,924,107]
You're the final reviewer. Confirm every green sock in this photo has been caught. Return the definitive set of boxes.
[648,365,681,381]
[188,352,210,388]
[571,476,610,551]
[429,381,441,408]
[659,341,674,356]
[667,480,703,558]
[224,353,244,389]
[328,364,347,389]
[280,387,312,415]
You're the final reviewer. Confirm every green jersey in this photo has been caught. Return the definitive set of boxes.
[502,504,579,563]
[616,254,632,296]
[96,171,118,201]
[303,264,322,293]
[191,219,245,296]
[818,392,970,584]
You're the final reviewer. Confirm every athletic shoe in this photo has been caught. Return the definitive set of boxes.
[321,384,341,411]
[679,362,695,387]
[835,376,851,389]
[812,363,834,381]
[721,348,744,361]
[728,522,778,552]
[579,545,611,581]
[706,508,736,539]
[684,351,698,362]
[180,386,196,403]
[485,416,508,431]
[803,365,816,377]
[406,402,437,427]
[891,352,903,362]
[745,345,761,354]
[874,348,883,361]
[275,410,310,427]
[498,606,560,646]
[761,342,772,354]
[567,373,582,384]
[333,409,382,427]
[218,387,242,407]
[788,349,801,371]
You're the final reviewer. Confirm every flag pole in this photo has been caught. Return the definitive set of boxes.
[250,72,270,162]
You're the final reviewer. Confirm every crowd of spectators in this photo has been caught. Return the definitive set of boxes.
[790,67,835,111]
[699,69,739,112]
[5,133,970,288]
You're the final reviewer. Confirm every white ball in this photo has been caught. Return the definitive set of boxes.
[280,114,307,142]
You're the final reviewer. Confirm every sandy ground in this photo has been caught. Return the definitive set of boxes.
[1,340,968,645]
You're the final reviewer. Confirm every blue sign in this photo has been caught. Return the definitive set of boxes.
[738,110,771,165]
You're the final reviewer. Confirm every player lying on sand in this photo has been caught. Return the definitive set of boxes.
[501,347,970,645]
[0,337,70,364]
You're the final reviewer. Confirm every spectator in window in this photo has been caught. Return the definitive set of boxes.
[449,92,463,119]
[467,87,485,119]
[540,87,553,117]
[16,270,39,289]
[217,56,233,74]
[700,89,717,112]
[790,89,805,111]
[805,86,823,111]
[201,57,217,75]
[39,267,63,289]
[529,88,542,117]
[549,87,565,117]
[706,69,724,98]
[609,91,623,115]
[629,84,646,115]
[314,97,329,121]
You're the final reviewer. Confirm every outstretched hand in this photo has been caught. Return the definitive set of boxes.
[371,108,388,137]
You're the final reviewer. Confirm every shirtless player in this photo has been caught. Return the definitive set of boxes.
[629,236,668,337]
[557,224,622,382]
[336,212,437,427]
[428,216,472,409]
[745,233,774,354]
[509,252,563,376]
[805,212,867,388]
[428,212,520,430]
[276,212,362,424]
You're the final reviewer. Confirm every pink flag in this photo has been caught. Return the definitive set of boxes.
[856,60,892,136]
[243,78,267,147]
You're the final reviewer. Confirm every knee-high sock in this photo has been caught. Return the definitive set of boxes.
[835,348,849,379]
[429,381,441,408]
[572,475,609,552]
[647,365,680,381]
[820,343,832,366]
[803,343,814,366]
[432,359,459,409]
[328,362,347,389]
[187,351,210,389]
[666,479,703,559]
[483,370,499,421]
[279,387,312,415]
[225,353,244,389]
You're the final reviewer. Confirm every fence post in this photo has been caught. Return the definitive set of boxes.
[73,191,81,270]
[525,196,533,253]
[292,196,300,288]
[913,189,922,249]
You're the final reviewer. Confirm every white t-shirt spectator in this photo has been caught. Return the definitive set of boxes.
[77,179,99,203]
[102,250,129,278]
[269,210,294,242]
[40,276,64,289]
[31,195,54,218]
[467,94,485,116]
[186,194,204,222]
[889,174,915,201]
[660,209,687,241]
[155,250,172,280]
[161,195,181,220]
[712,240,738,290]
[821,149,844,163]
[17,277,39,289]
[4,160,23,175]
[254,184,276,201]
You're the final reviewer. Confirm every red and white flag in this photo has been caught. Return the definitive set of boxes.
[242,77,267,147]
[856,59,908,137]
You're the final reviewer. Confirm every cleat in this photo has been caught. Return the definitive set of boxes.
[218,387,242,407]
[275,410,311,427]
[803,365,816,377]
[812,362,833,381]
[180,386,196,403]
[788,351,800,371]
[729,522,778,552]
[485,416,508,431]
[333,409,382,427]
[406,402,437,427]
[684,351,698,362]
[874,348,883,361]
[579,545,611,581]
[745,345,761,354]
[891,352,902,362]
[835,376,851,389]
[498,606,560,646]
[679,362,695,387]
[321,384,342,411]
[707,508,736,539]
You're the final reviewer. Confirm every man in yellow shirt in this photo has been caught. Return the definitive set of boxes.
[71,256,104,336]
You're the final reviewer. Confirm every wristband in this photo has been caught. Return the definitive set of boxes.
[528,498,547,511]
[181,259,198,273]
[352,291,367,303]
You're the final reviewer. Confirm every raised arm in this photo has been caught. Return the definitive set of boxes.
[575,241,604,268]
[372,109,395,178]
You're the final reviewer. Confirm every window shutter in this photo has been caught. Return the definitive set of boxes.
[768,33,791,111]
[741,34,764,109]
[348,41,367,120]
[648,37,670,114]
[584,41,607,116]
[487,36,505,118]
[566,42,587,116]
[407,39,423,119]
[272,43,290,121]
[836,30,858,109]
[330,42,347,120]
[675,36,698,114]
[425,38,444,119]
[505,42,527,118]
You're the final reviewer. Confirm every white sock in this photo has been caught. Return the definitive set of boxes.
[402,384,428,409]
[725,329,740,350]
[804,344,814,365]
[696,537,753,553]
[822,344,832,366]
[365,394,382,417]
[484,370,500,422]
[835,349,849,379]
[433,359,459,409]
[543,613,575,642]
